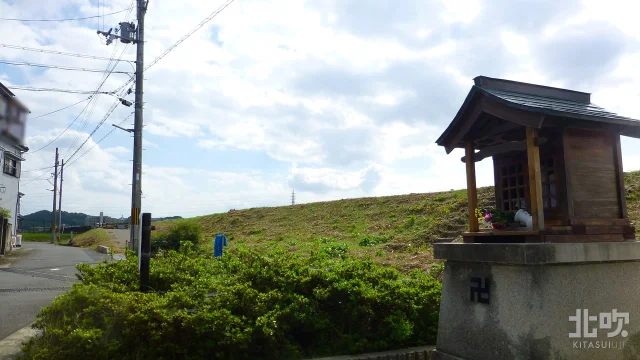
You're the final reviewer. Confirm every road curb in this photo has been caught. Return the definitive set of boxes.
[0,322,41,360]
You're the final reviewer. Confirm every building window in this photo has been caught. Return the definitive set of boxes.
[4,158,17,177]
[499,162,527,211]
[541,157,557,209]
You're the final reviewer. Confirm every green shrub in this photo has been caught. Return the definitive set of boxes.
[358,235,393,247]
[433,194,447,202]
[321,242,349,258]
[151,220,203,252]
[21,248,441,360]
[404,215,416,228]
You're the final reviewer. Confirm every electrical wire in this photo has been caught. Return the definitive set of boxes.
[65,112,134,168]
[21,169,53,186]
[28,98,95,154]
[21,166,55,173]
[113,0,236,94]
[0,59,133,74]
[7,86,115,95]
[0,7,133,22]
[29,97,91,120]
[63,2,135,160]
[65,99,120,163]
[145,0,235,71]
[0,44,135,63]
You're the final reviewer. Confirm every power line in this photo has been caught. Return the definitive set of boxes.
[21,166,55,173]
[65,99,120,163]
[62,0,135,159]
[146,0,235,70]
[113,0,236,94]
[0,59,133,74]
[63,2,134,161]
[0,44,135,63]
[0,7,133,22]
[28,98,95,154]
[17,5,135,183]
[21,168,53,186]
[65,112,134,168]
[7,86,115,95]
[63,44,131,160]
[30,97,91,120]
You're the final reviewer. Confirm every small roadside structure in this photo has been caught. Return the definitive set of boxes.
[436,76,636,242]
[432,77,640,360]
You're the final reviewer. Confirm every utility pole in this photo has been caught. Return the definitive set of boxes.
[97,0,146,251]
[130,0,147,252]
[291,189,295,205]
[57,159,64,241]
[50,148,59,244]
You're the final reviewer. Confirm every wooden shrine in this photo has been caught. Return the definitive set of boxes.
[436,76,637,243]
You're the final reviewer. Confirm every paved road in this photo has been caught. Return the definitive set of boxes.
[105,229,129,249]
[0,242,110,340]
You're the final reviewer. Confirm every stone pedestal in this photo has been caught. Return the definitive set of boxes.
[432,242,640,360]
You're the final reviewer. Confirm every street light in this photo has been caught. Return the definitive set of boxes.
[112,124,134,133]
[112,122,136,249]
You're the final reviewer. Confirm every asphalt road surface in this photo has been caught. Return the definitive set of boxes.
[105,228,129,249]
[0,242,110,340]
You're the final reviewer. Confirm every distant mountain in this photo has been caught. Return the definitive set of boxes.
[21,210,88,229]
[152,216,182,222]
[20,210,183,230]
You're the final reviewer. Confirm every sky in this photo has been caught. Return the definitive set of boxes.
[1,0,640,218]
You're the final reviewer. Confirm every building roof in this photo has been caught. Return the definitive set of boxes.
[436,76,640,152]
[0,82,15,98]
[0,81,30,112]
[480,87,637,124]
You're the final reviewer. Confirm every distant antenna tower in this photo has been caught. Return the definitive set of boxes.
[291,189,295,205]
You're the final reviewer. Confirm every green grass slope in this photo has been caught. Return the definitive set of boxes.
[156,187,495,272]
[156,171,640,273]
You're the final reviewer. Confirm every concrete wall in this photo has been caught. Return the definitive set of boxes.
[434,260,640,360]
[0,138,23,236]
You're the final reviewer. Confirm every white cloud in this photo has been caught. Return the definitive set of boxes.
[288,163,383,194]
[3,0,640,220]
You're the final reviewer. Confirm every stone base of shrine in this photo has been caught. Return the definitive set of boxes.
[431,242,640,360]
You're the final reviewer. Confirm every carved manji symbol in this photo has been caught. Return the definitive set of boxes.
[470,276,490,304]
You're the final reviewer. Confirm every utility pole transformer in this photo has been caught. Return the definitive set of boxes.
[51,148,59,244]
[57,159,64,241]
[130,0,147,251]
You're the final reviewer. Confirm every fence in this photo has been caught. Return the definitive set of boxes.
[19,221,93,235]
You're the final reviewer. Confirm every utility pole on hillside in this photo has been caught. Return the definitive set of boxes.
[50,148,59,244]
[98,0,147,252]
[291,189,295,206]
[57,159,64,241]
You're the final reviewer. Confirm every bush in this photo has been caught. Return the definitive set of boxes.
[21,248,441,360]
[151,220,202,252]
[358,235,393,247]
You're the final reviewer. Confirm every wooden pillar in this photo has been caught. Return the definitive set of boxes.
[526,127,544,230]
[465,142,479,232]
[613,133,628,219]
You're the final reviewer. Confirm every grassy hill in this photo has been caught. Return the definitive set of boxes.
[156,171,640,273]
[156,186,495,272]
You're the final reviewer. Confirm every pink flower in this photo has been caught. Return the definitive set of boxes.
[483,211,492,222]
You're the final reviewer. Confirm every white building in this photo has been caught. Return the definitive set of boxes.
[0,82,29,235]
